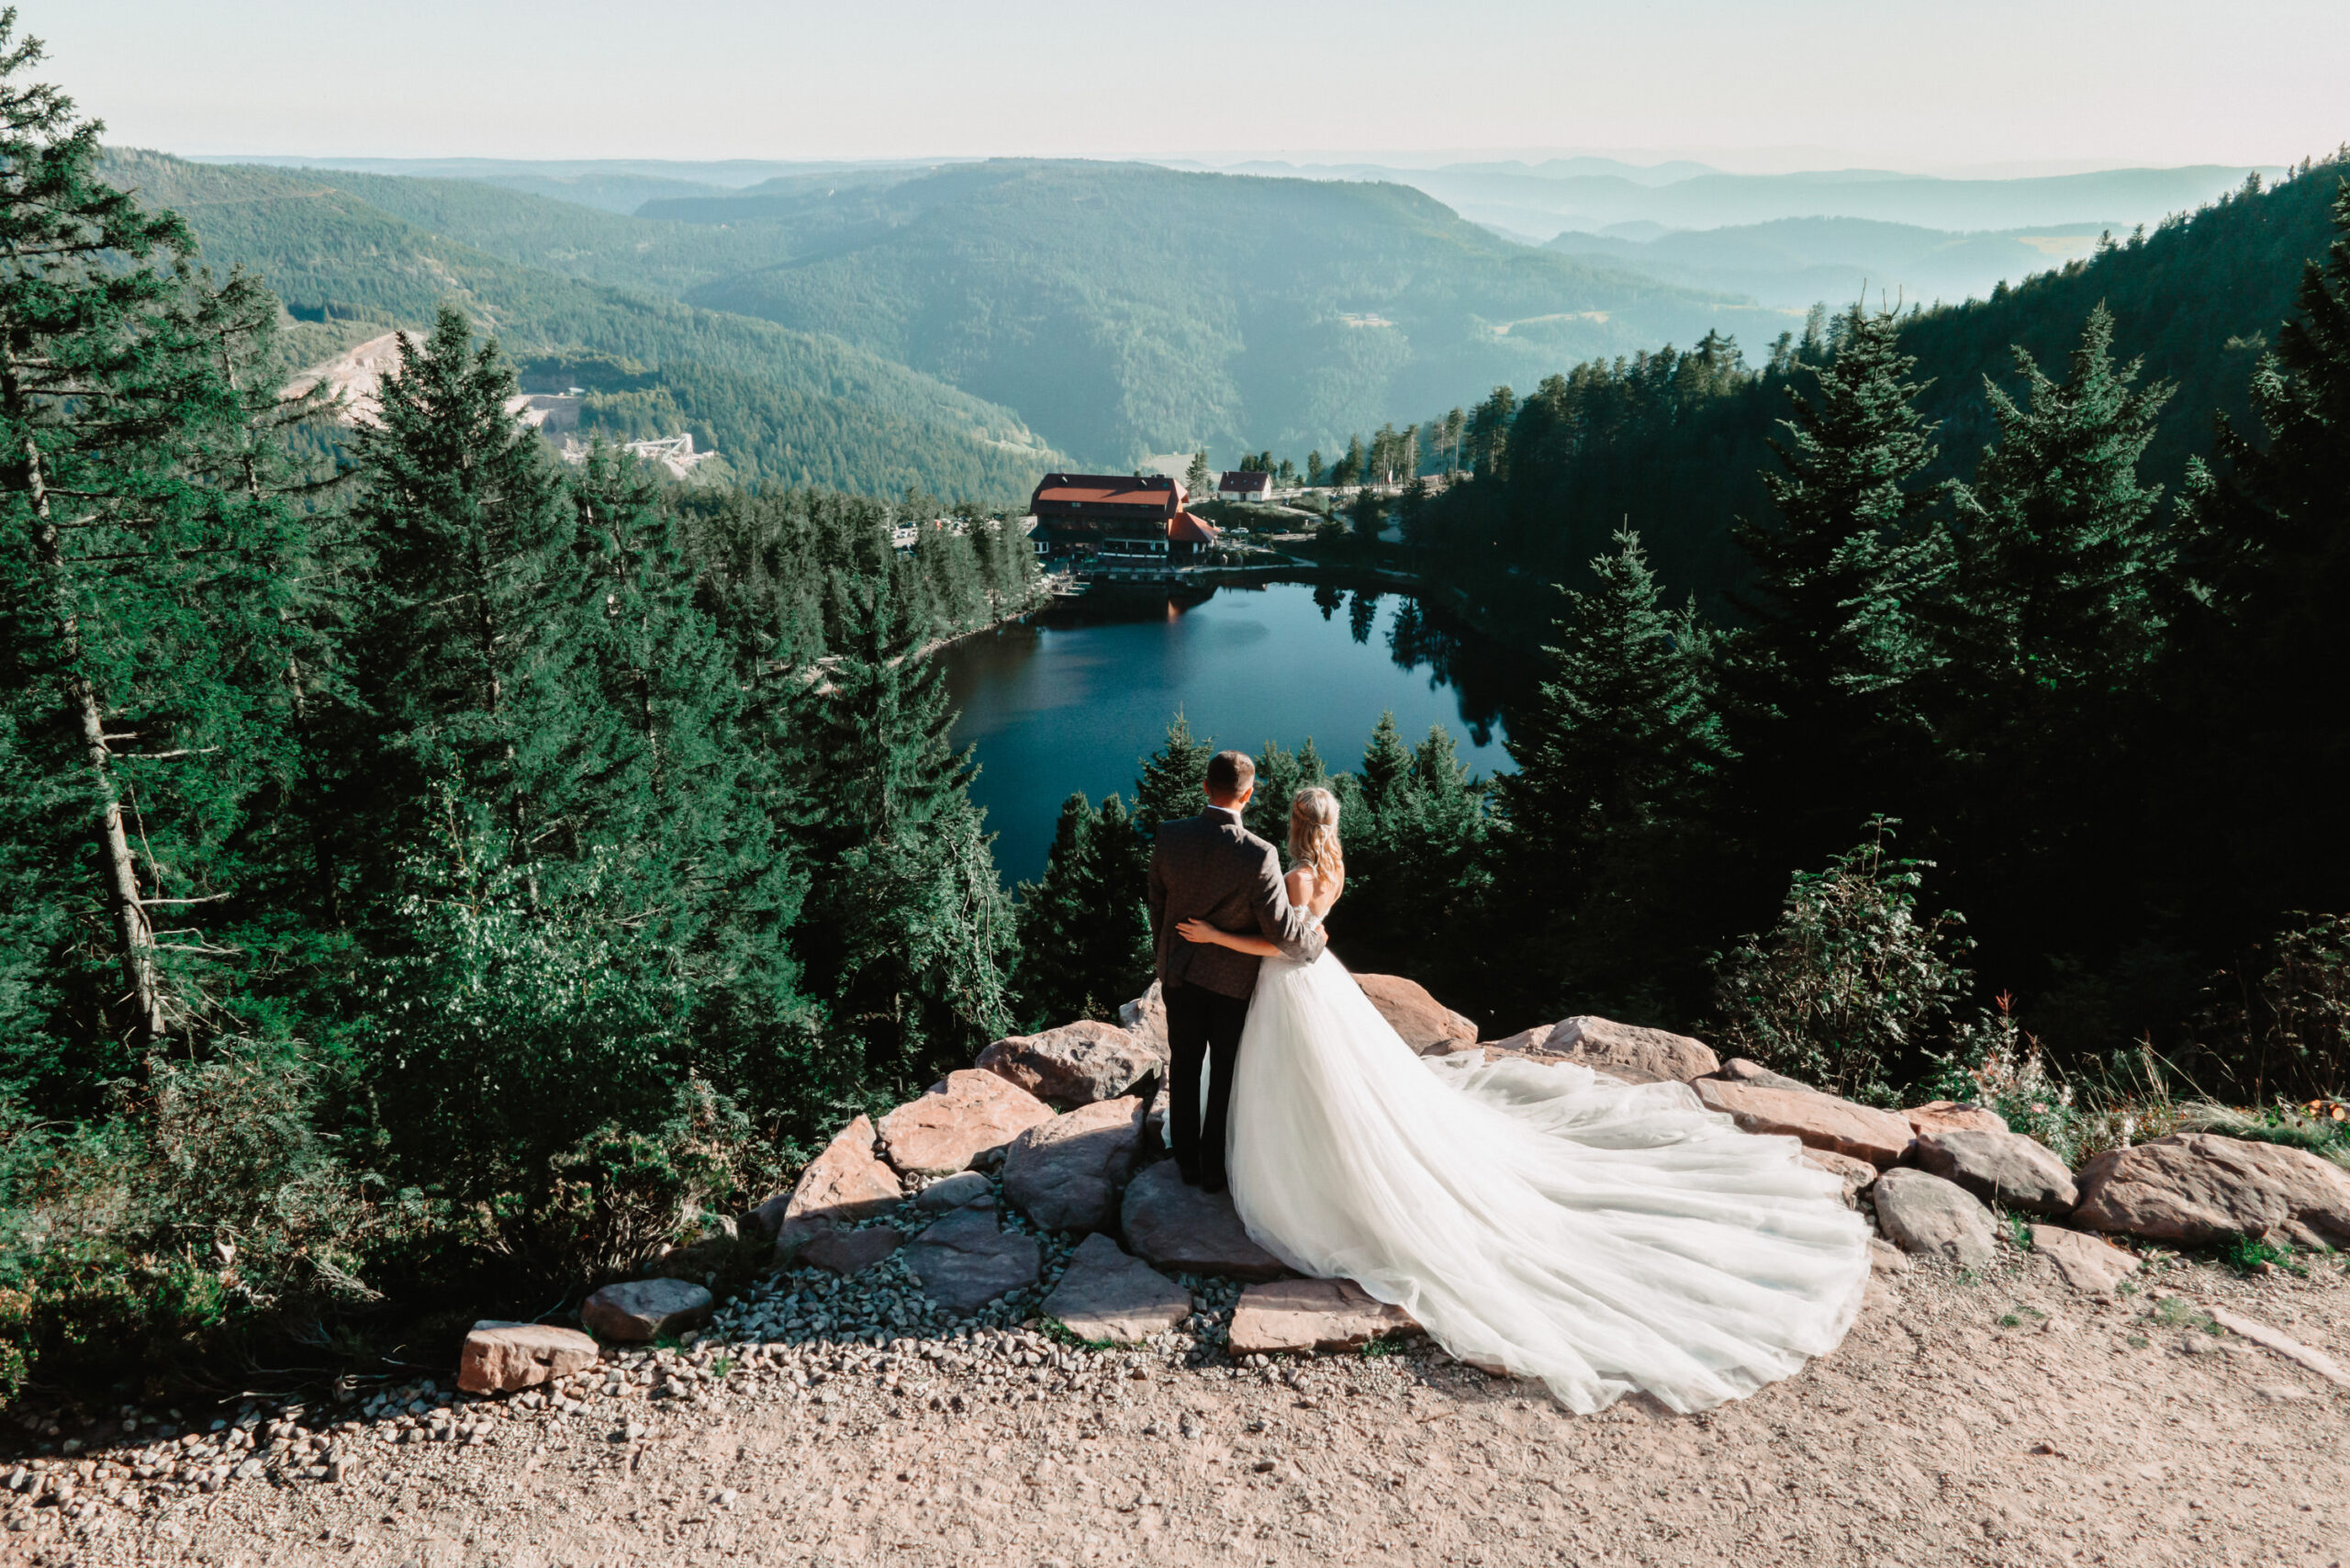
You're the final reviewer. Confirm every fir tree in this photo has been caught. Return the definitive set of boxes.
[1132,711,1214,839]
[1010,790,1151,1027]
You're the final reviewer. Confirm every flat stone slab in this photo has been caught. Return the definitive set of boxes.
[457,1322,600,1394]
[2207,1305,2350,1388]
[1519,1016,1721,1084]
[1872,1168,1998,1270]
[755,1114,902,1260]
[1002,1096,1144,1234]
[2073,1133,2350,1249]
[1228,1277,1418,1356]
[582,1279,713,1343]
[1904,1101,2009,1137]
[902,1207,1042,1316]
[797,1225,903,1276]
[1917,1128,2078,1215]
[1354,973,1478,1056]
[1041,1232,1192,1345]
[978,1020,1163,1107]
[2029,1224,2141,1295]
[1693,1078,1915,1168]
[878,1070,1056,1179]
[1119,1159,1288,1281]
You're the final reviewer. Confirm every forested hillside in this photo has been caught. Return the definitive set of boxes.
[100,150,1063,501]
[663,160,1763,463]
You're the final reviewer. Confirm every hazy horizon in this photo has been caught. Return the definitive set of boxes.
[47,0,2347,172]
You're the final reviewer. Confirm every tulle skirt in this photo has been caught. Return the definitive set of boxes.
[1226,952,1873,1414]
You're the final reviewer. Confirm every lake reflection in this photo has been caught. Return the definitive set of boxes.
[942,579,1532,882]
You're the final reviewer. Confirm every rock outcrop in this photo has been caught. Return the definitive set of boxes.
[877,1070,1056,1179]
[582,1280,713,1343]
[1915,1128,2077,1215]
[1226,1278,1417,1356]
[755,1114,902,1260]
[1493,1016,1720,1084]
[1040,1232,1192,1344]
[2028,1225,2141,1294]
[901,1208,1042,1315]
[1119,982,1168,1056]
[1002,1096,1146,1234]
[1801,1148,1880,1205]
[1903,1101,2009,1137]
[977,1021,1162,1107]
[456,1322,600,1394]
[1119,1160,1288,1280]
[2072,1133,2350,1249]
[1354,973,1478,1056]
[1691,1078,1916,1167]
[1871,1169,1998,1269]
[915,1171,993,1212]
[797,1225,903,1276]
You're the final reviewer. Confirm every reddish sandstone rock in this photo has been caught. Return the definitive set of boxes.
[1002,1096,1146,1234]
[1041,1233,1191,1345]
[2072,1133,2350,1249]
[456,1322,600,1394]
[977,1020,1161,1108]
[1119,981,1168,1056]
[1119,1160,1288,1280]
[1801,1148,1881,1206]
[581,1279,712,1343]
[755,1114,903,1260]
[1537,1016,1720,1084]
[902,1208,1042,1315]
[2028,1225,2141,1295]
[1692,1078,1916,1168]
[1227,1277,1418,1356]
[878,1070,1056,1179]
[1916,1128,2077,1215]
[1903,1101,2010,1137]
[1355,973,1478,1056]
[1872,1169,1998,1269]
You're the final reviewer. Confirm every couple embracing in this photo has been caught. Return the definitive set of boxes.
[1146,748,1874,1415]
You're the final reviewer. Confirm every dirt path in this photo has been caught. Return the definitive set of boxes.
[8,1247,2348,1568]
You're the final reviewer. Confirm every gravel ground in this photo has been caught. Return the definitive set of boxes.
[5,1236,2349,1568]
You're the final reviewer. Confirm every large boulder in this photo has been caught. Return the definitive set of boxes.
[1711,1058,1818,1093]
[1904,1101,2010,1137]
[1871,1168,1998,1269]
[902,1207,1042,1315]
[582,1279,713,1342]
[1801,1148,1880,1206]
[2072,1133,2350,1249]
[877,1070,1056,1179]
[1691,1078,1916,1168]
[1002,1096,1146,1233]
[1119,1159,1288,1280]
[456,1322,600,1394]
[1915,1128,2078,1216]
[1526,1016,1720,1084]
[2028,1224,2142,1295]
[1354,973,1478,1056]
[915,1170,994,1212]
[1227,1277,1418,1357]
[1119,982,1168,1056]
[754,1114,904,1260]
[1040,1232,1192,1345]
[977,1021,1162,1108]
[796,1225,903,1276]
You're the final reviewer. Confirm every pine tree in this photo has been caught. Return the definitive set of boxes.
[1132,711,1214,839]
[793,572,1013,1090]
[1724,299,1946,876]
[1185,449,1211,498]
[0,22,301,1065]
[1499,531,1730,1019]
[1010,790,1152,1027]
[1246,738,1330,846]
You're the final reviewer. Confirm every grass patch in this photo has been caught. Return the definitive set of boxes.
[2216,1233,2309,1277]
[2180,1101,2350,1171]
[709,1354,735,1379]
[2006,1214,2033,1250]
[2150,1295,2224,1335]
[1360,1335,1404,1360]
[1038,1316,1118,1353]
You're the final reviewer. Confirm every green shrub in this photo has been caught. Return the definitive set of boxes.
[1711,819,1974,1103]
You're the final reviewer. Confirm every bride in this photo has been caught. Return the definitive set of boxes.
[1175,786,1872,1414]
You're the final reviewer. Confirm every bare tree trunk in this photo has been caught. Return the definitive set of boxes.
[12,377,164,1043]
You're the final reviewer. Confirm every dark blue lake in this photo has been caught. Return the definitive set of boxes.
[941,578,1534,883]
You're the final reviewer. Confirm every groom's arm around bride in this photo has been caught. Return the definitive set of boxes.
[1145,749,1325,1192]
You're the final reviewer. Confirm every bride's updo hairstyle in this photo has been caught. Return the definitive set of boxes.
[1288,787,1343,879]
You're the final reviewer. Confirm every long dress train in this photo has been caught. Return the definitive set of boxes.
[1225,948,1873,1414]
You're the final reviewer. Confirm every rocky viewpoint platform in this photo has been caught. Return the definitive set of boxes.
[6,977,2350,1567]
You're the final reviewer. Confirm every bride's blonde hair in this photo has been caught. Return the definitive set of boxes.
[1288,787,1343,879]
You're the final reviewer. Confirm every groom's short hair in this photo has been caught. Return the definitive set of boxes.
[1205,750,1255,800]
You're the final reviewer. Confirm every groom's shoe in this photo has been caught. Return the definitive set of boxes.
[1199,1172,1228,1195]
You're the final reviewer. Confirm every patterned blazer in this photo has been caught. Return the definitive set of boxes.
[1147,807,1327,1000]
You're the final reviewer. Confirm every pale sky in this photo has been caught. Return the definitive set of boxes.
[39,0,2350,172]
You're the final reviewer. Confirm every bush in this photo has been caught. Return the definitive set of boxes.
[2201,913,2350,1101]
[1711,819,1973,1103]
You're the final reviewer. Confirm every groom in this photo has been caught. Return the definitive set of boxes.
[1146,750,1326,1192]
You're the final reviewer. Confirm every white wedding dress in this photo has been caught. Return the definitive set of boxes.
[1225,945,1873,1415]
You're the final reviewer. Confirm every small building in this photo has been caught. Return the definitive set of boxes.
[1216,470,1272,504]
[1031,473,1186,565]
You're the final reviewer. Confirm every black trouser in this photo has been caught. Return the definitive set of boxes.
[1162,979,1250,1189]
